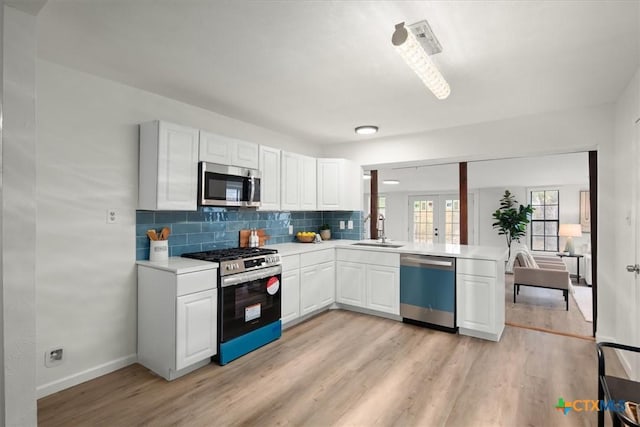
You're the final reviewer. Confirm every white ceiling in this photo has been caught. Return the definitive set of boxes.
[37,1,639,144]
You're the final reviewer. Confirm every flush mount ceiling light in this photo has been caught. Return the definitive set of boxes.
[391,20,450,100]
[355,125,378,135]
[383,180,400,185]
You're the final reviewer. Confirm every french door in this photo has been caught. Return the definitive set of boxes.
[408,194,463,244]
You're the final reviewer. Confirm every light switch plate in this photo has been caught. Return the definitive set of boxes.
[340,221,345,230]
[347,220,354,230]
[288,225,293,234]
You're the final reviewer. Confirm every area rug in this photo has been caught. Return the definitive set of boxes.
[572,286,593,322]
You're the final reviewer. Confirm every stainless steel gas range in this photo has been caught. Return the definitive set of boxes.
[182,247,282,365]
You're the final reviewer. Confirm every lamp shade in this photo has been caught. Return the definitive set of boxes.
[558,223,582,237]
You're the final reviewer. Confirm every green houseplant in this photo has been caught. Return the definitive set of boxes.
[319,224,331,240]
[492,190,534,259]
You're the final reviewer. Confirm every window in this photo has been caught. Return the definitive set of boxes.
[378,196,386,219]
[530,190,559,252]
[412,199,435,243]
[444,199,460,244]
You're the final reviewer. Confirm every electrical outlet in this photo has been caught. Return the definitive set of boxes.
[288,225,293,235]
[45,347,63,368]
[106,209,118,224]
[347,220,354,230]
[340,221,345,230]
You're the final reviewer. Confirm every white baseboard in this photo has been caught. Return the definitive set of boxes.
[36,353,137,399]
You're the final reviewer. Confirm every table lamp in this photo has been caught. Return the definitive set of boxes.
[558,224,582,255]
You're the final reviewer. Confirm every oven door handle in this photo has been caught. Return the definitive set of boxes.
[221,265,282,287]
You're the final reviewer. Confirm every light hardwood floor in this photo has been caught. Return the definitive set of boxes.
[38,310,622,426]
[505,273,593,337]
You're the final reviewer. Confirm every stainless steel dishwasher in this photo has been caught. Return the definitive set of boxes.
[399,254,456,332]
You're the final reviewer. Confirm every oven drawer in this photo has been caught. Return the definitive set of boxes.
[176,269,217,296]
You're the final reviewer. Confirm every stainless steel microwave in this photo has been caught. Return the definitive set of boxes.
[198,162,261,207]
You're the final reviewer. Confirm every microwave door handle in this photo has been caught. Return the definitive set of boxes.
[249,176,255,204]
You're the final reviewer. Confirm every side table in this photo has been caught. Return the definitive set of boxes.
[556,253,585,284]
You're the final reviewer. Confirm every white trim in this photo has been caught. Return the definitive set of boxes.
[616,349,634,379]
[36,354,137,399]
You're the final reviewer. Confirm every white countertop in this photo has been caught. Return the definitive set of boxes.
[136,257,219,274]
[266,240,508,262]
[263,240,359,256]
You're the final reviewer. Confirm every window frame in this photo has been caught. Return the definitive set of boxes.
[529,189,560,252]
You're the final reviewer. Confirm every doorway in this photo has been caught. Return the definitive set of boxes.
[408,194,474,244]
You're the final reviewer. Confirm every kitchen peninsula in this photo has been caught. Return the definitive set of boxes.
[266,240,508,342]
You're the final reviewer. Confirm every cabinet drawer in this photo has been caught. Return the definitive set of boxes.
[301,249,334,267]
[457,259,496,278]
[281,254,300,271]
[336,248,399,267]
[176,269,217,296]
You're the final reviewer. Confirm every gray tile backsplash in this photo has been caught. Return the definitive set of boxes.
[136,208,363,260]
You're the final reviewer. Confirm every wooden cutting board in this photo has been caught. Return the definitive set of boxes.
[239,229,270,247]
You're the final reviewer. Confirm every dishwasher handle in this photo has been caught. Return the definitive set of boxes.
[400,255,455,270]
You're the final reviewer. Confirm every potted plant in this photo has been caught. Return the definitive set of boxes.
[492,190,533,259]
[319,224,331,240]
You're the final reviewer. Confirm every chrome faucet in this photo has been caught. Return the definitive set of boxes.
[377,214,387,243]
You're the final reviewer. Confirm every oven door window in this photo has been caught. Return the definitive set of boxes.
[221,274,281,342]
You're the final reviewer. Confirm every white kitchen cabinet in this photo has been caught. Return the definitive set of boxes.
[300,155,317,210]
[139,120,199,211]
[281,151,301,210]
[316,261,336,307]
[259,145,281,210]
[366,265,399,315]
[336,261,366,308]
[456,258,505,342]
[317,158,363,211]
[199,130,259,170]
[300,261,335,315]
[336,249,400,316]
[281,151,316,211]
[281,254,301,325]
[137,263,218,380]
[300,249,335,315]
[176,289,217,370]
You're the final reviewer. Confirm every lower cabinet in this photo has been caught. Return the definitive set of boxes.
[138,265,218,380]
[336,249,400,316]
[336,261,366,307]
[175,289,217,370]
[299,249,336,317]
[456,258,505,341]
[281,267,301,325]
[367,265,399,314]
[300,261,336,316]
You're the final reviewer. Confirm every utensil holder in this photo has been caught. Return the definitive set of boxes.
[149,240,168,262]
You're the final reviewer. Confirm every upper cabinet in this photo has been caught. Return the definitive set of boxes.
[139,120,199,211]
[317,158,363,211]
[199,130,259,170]
[281,152,317,211]
[259,145,281,211]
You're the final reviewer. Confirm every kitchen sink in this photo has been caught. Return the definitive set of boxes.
[351,242,404,248]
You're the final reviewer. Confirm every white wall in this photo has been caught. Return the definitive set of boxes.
[477,187,527,251]
[322,104,613,167]
[35,59,319,396]
[609,66,640,377]
[2,5,38,424]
